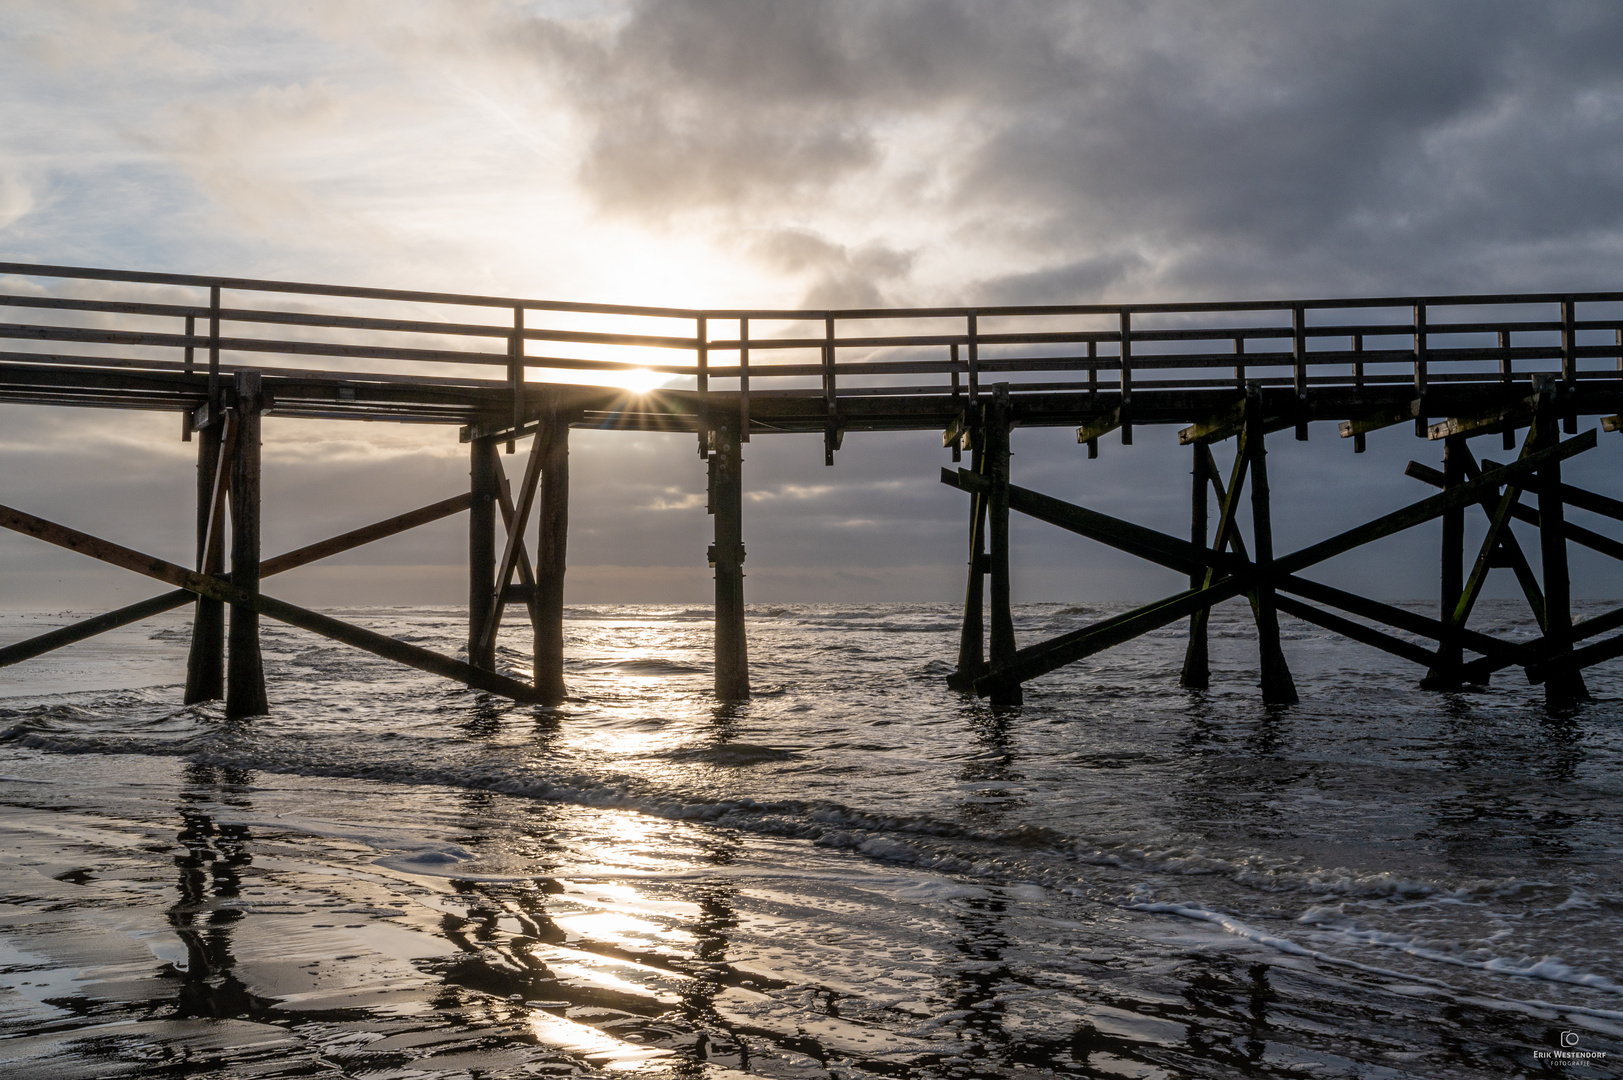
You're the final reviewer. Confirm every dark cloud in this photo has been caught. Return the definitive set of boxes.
[509,0,1623,303]
[747,228,915,307]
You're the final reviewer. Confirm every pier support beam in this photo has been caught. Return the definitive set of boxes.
[1246,404,1299,705]
[710,418,749,701]
[1534,401,1590,707]
[226,372,268,718]
[534,416,569,705]
[986,390,1021,710]
[1180,442,1211,688]
[1424,435,1467,690]
[469,436,498,670]
[184,401,226,704]
[948,430,988,692]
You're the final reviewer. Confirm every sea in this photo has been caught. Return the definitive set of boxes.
[0,599,1619,1079]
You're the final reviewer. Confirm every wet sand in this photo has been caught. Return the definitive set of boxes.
[5,602,1622,1078]
[1,755,1115,1079]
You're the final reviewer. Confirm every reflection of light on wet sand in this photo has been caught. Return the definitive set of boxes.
[552,909,692,950]
[526,1010,670,1070]
[559,812,721,874]
[532,946,690,1003]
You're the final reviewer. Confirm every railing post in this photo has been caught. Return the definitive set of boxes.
[468,436,498,670]
[823,313,839,465]
[226,370,268,718]
[207,285,221,405]
[1560,298,1577,434]
[1085,339,1099,458]
[1119,309,1133,446]
[1351,332,1367,453]
[967,311,979,405]
[181,313,196,442]
[739,317,751,443]
[696,315,709,459]
[1413,302,1428,437]
[1500,327,1516,450]
[1293,304,1308,440]
[534,408,569,705]
[508,306,524,454]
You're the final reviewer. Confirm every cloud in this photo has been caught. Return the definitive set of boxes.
[746,229,916,308]
[5,0,1623,609]
[0,172,37,231]
[482,0,1623,304]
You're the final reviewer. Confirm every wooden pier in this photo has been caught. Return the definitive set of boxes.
[1,261,1620,712]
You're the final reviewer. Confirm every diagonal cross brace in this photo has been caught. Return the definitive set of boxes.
[0,500,540,702]
[0,493,474,668]
[975,575,1258,694]
[943,429,1595,693]
[476,427,546,656]
[942,429,1592,586]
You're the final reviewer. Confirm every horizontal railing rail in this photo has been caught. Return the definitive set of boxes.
[1,262,1620,425]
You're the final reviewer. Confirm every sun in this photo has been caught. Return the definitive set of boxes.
[601,367,671,395]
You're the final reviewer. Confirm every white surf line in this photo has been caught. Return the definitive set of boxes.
[1130,901,1623,1025]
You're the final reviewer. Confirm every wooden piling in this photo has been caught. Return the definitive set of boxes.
[1180,443,1211,688]
[1424,435,1466,690]
[534,415,569,705]
[226,372,268,717]
[469,436,498,669]
[184,404,225,704]
[987,390,1022,709]
[711,419,749,701]
[949,423,988,692]
[1535,400,1590,705]
[1246,403,1299,705]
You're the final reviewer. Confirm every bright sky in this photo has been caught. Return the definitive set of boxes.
[3,0,1622,606]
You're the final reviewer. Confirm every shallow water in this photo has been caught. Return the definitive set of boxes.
[1,600,1620,1078]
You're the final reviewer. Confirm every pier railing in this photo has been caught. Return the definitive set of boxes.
[2,262,1621,425]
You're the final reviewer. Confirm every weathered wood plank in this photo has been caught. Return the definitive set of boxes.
[1075,407,1122,444]
[1340,400,1418,438]
[0,591,192,668]
[477,428,546,657]
[1,492,473,669]
[1178,399,1246,445]
[262,493,473,577]
[973,578,1254,696]
[1274,430,1597,578]
[1425,396,1534,441]
[1274,595,1437,668]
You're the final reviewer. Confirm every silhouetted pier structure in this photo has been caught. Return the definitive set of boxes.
[1,261,1619,713]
